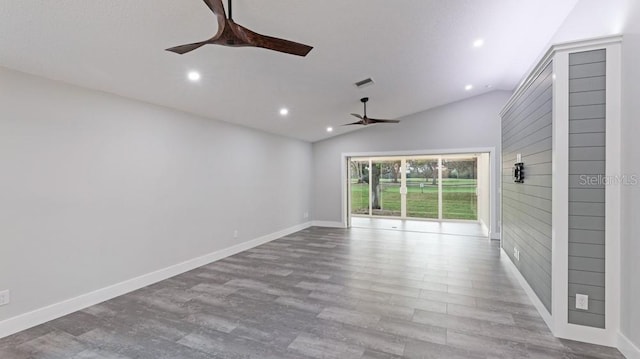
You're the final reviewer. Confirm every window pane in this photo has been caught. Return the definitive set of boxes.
[406,159,439,219]
[442,158,478,220]
[371,160,401,217]
[350,160,370,215]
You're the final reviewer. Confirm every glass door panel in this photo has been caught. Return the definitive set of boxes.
[405,159,439,219]
[349,160,370,216]
[371,160,401,217]
[349,154,484,223]
[442,157,478,220]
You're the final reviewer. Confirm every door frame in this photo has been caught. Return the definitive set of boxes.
[341,147,498,237]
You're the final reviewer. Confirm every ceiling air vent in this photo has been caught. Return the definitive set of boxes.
[354,78,375,89]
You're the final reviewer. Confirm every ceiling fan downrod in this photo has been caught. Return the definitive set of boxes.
[228,0,233,20]
[362,97,369,117]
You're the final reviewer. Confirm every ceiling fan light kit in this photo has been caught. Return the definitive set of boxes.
[166,0,313,57]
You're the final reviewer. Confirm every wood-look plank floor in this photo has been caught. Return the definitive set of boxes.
[0,227,626,358]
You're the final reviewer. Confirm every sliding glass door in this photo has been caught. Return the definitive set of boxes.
[442,157,478,220]
[349,160,370,215]
[371,159,401,217]
[349,154,481,221]
[406,158,439,219]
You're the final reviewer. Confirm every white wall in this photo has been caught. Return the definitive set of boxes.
[620,0,640,352]
[312,91,510,234]
[0,67,312,324]
[548,0,628,44]
[477,152,491,236]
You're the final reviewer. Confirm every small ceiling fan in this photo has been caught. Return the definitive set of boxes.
[166,0,313,57]
[344,98,400,126]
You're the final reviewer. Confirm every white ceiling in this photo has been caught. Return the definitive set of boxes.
[0,0,579,142]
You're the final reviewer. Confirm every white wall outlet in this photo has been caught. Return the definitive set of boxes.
[303,212,309,219]
[233,230,238,239]
[576,294,589,310]
[513,247,520,261]
[0,290,10,306]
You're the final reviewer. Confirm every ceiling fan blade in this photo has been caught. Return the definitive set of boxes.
[233,23,312,56]
[254,36,313,57]
[368,119,400,124]
[166,41,208,54]
[343,121,366,126]
[202,0,226,17]
[202,0,227,35]
[350,113,363,119]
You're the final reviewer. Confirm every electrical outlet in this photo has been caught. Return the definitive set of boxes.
[513,247,520,261]
[0,290,10,306]
[576,294,589,310]
[233,230,238,239]
[303,212,309,219]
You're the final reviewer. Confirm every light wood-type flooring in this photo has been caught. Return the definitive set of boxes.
[0,227,625,358]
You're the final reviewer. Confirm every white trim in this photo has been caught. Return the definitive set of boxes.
[604,41,622,342]
[549,40,622,348]
[500,248,553,330]
[480,221,489,237]
[489,147,499,240]
[437,157,443,220]
[311,221,346,228]
[551,48,571,341]
[341,147,497,234]
[489,230,500,240]
[342,147,496,159]
[558,324,618,347]
[341,154,349,227]
[618,332,640,359]
[501,53,554,117]
[501,35,623,116]
[400,159,407,218]
[0,222,311,339]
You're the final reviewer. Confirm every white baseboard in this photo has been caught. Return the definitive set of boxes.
[500,248,553,331]
[500,249,625,349]
[480,220,489,237]
[311,220,345,228]
[554,323,617,348]
[490,231,501,240]
[619,332,640,359]
[0,221,311,339]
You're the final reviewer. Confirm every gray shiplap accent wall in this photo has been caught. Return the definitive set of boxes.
[568,49,606,329]
[502,62,553,312]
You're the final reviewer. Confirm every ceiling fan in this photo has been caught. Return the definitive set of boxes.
[344,98,400,126]
[166,0,313,57]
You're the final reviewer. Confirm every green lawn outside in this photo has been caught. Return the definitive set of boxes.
[350,179,477,220]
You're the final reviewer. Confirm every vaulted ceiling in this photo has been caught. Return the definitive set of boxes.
[0,0,579,141]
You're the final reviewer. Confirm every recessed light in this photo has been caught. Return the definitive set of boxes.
[473,39,484,48]
[326,127,333,133]
[187,71,201,82]
[280,108,289,116]
[465,84,473,91]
